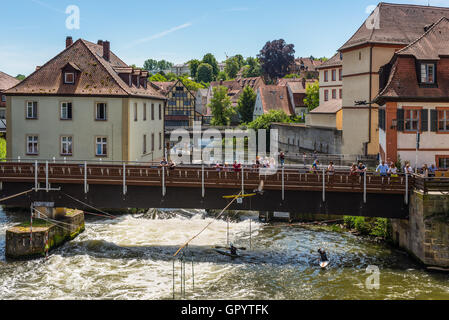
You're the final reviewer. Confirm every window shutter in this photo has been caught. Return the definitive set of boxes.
[397,109,404,131]
[421,109,428,131]
[430,109,438,132]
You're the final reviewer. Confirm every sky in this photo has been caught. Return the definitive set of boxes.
[1,0,449,76]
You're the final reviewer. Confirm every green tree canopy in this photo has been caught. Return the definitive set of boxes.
[303,80,320,111]
[217,71,228,81]
[189,59,201,80]
[234,54,245,69]
[157,60,173,71]
[202,53,219,79]
[257,39,295,81]
[149,73,168,82]
[16,74,26,81]
[247,110,292,130]
[178,76,207,91]
[197,63,214,83]
[225,57,240,79]
[209,86,235,126]
[242,57,262,78]
[165,72,178,81]
[237,86,257,123]
[143,59,158,72]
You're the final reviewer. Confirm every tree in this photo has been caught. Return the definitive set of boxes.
[16,74,26,81]
[157,60,173,71]
[247,110,292,130]
[178,76,207,91]
[217,71,228,81]
[225,57,240,79]
[149,73,168,82]
[237,86,257,123]
[202,53,219,79]
[242,57,262,78]
[233,54,245,69]
[165,72,178,81]
[209,86,235,126]
[257,39,295,81]
[143,59,158,72]
[197,63,214,83]
[189,59,201,80]
[303,80,320,111]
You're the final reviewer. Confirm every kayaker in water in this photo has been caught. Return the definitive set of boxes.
[230,243,237,255]
[318,248,329,262]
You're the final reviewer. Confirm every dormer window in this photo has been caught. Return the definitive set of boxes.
[421,63,435,84]
[64,72,75,84]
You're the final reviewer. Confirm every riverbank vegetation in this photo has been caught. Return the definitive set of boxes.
[343,216,392,239]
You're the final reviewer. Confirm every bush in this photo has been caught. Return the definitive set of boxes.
[343,216,391,239]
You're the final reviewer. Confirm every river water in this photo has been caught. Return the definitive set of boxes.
[0,208,448,300]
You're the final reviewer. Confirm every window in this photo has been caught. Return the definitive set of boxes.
[1,95,5,102]
[159,104,162,120]
[26,135,38,155]
[96,103,107,120]
[61,136,73,156]
[438,109,449,132]
[26,101,38,119]
[95,137,107,156]
[324,90,329,101]
[332,70,336,81]
[143,103,147,121]
[324,71,328,82]
[421,63,435,84]
[405,109,421,132]
[0,109,5,120]
[151,133,154,152]
[332,89,337,99]
[64,72,75,84]
[339,89,343,99]
[184,100,191,106]
[159,132,162,150]
[437,156,449,169]
[359,52,362,60]
[151,104,155,120]
[60,102,72,120]
[339,69,342,81]
[143,134,147,154]
[134,103,138,121]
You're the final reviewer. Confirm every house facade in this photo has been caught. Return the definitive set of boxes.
[306,53,343,130]
[151,79,202,129]
[375,17,449,169]
[338,2,449,156]
[5,37,166,162]
[0,72,20,134]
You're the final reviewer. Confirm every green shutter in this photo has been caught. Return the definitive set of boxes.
[430,109,438,132]
[421,109,428,131]
[397,109,404,131]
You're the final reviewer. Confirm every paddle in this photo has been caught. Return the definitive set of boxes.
[214,245,247,251]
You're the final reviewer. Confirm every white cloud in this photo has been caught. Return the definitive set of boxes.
[124,23,192,49]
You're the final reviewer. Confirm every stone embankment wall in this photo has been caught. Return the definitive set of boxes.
[6,209,85,259]
[392,191,449,268]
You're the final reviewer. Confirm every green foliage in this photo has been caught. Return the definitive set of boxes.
[0,138,6,159]
[189,59,201,80]
[217,71,228,81]
[304,80,320,111]
[143,59,158,72]
[149,73,168,82]
[343,216,391,239]
[16,74,26,81]
[225,57,240,79]
[395,154,403,173]
[237,86,257,123]
[247,110,292,130]
[178,76,207,91]
[143,59,173,73]
[197,63,214,83]
[242,57,262,78]
[209,86,235,126]
[284,73,301,79]
[202,53,219,79]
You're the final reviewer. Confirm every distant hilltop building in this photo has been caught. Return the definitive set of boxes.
[5,36,166,162]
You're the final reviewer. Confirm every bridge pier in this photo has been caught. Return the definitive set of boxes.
[392,190,449,269]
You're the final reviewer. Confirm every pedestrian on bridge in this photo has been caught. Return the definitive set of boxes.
[357,162,367,176]
[376,161,389,177]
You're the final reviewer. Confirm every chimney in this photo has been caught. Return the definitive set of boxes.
[66,36,73,48]
[97,40,104,46]
[103,41,110,61]
[36,66,41,71]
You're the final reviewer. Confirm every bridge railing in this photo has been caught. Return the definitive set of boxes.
[0,161,415,196]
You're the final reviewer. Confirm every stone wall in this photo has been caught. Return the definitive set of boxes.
[392,191,449,268]
[272,123,343,155]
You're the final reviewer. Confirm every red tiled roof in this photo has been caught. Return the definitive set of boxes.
[210,77,264,105]
[316,53,343,70]
[340,2,449,51]
[0,71,20,91]
[294,58,323,72]
[259,85,294,116]
[376,17,449,104]
[310,99,342,114]
[5,39,165,100]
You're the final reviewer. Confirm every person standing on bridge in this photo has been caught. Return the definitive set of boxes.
[279,151,285,167]
[357,162,367,177]
[311,160,320,174]
[376,161,389,177]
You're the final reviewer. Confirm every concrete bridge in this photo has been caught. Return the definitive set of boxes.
[0,160,418,218]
